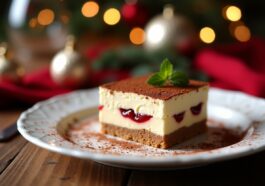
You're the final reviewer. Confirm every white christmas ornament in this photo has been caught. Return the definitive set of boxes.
[144,5,196,52]
[50,36,89,88]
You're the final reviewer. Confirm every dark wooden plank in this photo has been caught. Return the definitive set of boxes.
[0,109,27,173]
[0,135,27,173]
[128,151,265,186]
[0,143,130,186]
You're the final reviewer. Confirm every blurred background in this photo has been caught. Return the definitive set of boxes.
[0,0,265,107]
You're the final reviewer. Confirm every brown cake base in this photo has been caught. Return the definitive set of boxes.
[101,120,207,149]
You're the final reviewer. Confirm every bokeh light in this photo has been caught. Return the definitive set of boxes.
[121,4,136,20]
[37,9,55,26]
[103,8,121,25]
[146,24,165,45]
[234,25,251,42]
[129,27,145,45]
[225,6,242,22]
[29,18,37,28]
[229,21,244,35]
[199,27,216,44]
[81,1,99,18]
[61,15,69,24]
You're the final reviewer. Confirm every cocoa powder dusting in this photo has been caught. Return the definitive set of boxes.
[100,75,208,100]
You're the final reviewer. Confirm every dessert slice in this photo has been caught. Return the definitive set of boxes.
[99,75,209,148]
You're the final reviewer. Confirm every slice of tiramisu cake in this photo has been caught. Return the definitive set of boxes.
[99,59,208,148]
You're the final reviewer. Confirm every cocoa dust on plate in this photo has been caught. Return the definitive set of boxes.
[64,116,249,157]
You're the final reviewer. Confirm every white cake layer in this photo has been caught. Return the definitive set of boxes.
[99,86,208,119]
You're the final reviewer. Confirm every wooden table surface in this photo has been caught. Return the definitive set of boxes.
[0,44,265,186]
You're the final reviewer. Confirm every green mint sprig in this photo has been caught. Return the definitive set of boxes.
[147,58,189,87]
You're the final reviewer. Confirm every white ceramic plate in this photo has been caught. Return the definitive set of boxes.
[17,88,265,170]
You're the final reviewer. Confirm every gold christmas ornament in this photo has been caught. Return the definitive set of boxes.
[144,5,196,52]
[50,35,90,88]
[0,42,25,83]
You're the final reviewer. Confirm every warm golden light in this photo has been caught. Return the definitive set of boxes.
[29,18,37,28]
[37,9,55,26]
[129,27,145,45]
[234,25,251,42]
[228,21,244,35]
[225,6,242,22]
[199,27,216,44]
[81,1,99,18]
[61,15,69,24]
[103,8,121,25]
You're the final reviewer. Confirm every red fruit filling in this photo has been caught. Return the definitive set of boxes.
[119,108,152,123]
[98,105,104,111]
[190,102,203,115]
[173,111,185,123]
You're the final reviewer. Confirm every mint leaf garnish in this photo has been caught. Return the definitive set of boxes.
[147,58,189,87]
[159,58,173,79]
[147,73,165,86]
[170,71,189,86]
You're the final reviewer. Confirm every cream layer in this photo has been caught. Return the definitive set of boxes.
[99,106,207,136]
[99,86,208,119]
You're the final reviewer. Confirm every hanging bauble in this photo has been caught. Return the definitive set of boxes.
[144,5,197,54]
[50,35,89,88]
[0,43,25,83]
[121,3,148,26]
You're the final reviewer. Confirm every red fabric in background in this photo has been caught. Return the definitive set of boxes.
[195,38,265,97]
[0,67,129,106]
[0,68,71,106]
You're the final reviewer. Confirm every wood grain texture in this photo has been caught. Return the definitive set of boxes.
[0,109,26,174]
[128,152,265,186]
[0,143,130,186]
[0,136,27,174]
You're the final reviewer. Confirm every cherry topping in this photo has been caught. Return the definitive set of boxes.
[190,102,203,115]
[98,105,104,111]
[120,108,134,118]
[119,108,152,123]
[173,111,185,123]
